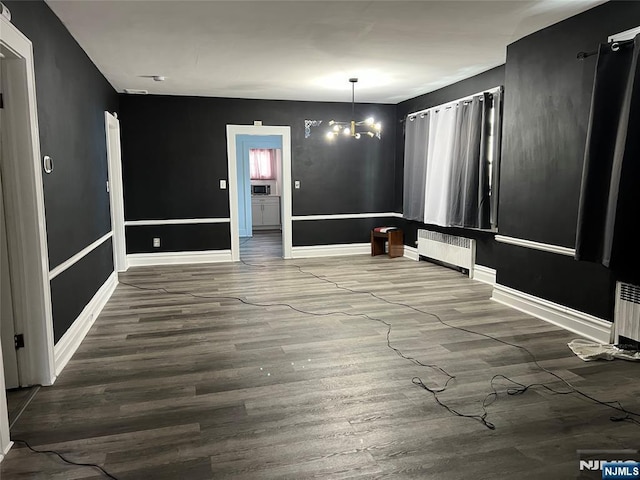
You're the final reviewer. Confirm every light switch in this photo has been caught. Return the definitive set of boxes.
[153,237,160,248]
[220,179,227,189]
[294,180,301,189]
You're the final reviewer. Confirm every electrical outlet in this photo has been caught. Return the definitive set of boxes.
[294,180,301,189]
[153,237,160,248]
[220,179,227,189]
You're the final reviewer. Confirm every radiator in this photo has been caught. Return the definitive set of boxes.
[614,282,640,343]
[417,229,475,277]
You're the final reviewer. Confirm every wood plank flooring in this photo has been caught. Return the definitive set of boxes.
[2,238,639,479]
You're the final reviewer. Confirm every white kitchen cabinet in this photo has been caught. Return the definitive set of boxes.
[251,196,281,229]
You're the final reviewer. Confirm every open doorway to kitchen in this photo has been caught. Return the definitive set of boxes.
[226,125,292,263]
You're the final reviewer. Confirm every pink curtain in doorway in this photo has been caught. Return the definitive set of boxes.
[250,149,277,180]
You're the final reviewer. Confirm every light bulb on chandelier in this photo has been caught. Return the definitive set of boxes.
[326,78,381,140]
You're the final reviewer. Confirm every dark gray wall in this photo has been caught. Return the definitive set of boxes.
[395,66,505,268]
[498,0,640,320]
[293,217,403,247]
[5,0,118,341]
[119,95,396,252]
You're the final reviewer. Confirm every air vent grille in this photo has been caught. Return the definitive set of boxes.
[418,230,473,249]
[620,283,640,305]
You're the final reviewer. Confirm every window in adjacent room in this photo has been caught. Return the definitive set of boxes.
[249,148,277,180]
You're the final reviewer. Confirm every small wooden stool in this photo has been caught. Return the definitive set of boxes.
[371,228,403,258]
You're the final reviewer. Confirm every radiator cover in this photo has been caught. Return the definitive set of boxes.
[614,282,640,343]
[417,230,476,277]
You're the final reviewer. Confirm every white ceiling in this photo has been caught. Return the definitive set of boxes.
[45,0,607,103]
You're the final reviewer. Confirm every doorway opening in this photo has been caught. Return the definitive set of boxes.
[236,135,283,262]
[226,125,293,262]
[105,111,127,272]
[1,16,56,455]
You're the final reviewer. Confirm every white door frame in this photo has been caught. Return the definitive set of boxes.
[226,125,292,260]
[0,169,19,389]
[105,112,127,272]
[1,15,56,459]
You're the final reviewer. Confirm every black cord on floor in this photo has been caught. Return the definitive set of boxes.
[285,261,640,428]
[119,279,456,383]
[120,259,640,430]
[12,439,119,479]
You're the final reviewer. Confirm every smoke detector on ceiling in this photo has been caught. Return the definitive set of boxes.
[123,88,148,95]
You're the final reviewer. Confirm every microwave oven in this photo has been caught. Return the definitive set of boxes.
[251,185,271,195]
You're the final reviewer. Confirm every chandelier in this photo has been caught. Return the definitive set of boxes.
[326,78,382,139]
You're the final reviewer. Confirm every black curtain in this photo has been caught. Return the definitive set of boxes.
[576,35,640,280]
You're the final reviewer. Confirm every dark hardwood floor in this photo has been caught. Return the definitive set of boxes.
[2,248,638,479]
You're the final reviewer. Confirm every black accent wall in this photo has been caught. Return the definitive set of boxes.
[126,224,231,254]
[498,0,640,320]
[293,217,403,247]
[50,240,114,343]
[5,1,119,340]
[119,95,396,252]
[395,66,505,268]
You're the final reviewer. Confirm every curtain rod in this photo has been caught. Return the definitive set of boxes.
[407,85,503,120]
[577,38,634,60]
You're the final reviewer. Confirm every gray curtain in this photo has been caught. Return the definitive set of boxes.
[448,97,482,227]
[447,93,494,229]
[576,35,640,278]
[403,113,429,221]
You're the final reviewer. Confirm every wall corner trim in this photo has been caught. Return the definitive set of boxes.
[54,271,118,377]
[127,249,232,267]
[403,246,419,261]
[472,265,496,285]
[491,283,611,343]
[291,243,370,258]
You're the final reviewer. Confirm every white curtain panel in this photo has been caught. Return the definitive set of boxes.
[424,107,457,226]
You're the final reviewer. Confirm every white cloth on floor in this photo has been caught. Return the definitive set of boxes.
[568,338,640,362]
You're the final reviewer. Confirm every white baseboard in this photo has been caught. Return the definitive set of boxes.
[404,245,419,261]
[127,249,232,267]
[492,283,612,343]
[54,271,118,377]
[473,265,496,286]
[291,243,370,258]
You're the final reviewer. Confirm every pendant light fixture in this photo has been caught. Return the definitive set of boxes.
[326,78,382,140]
